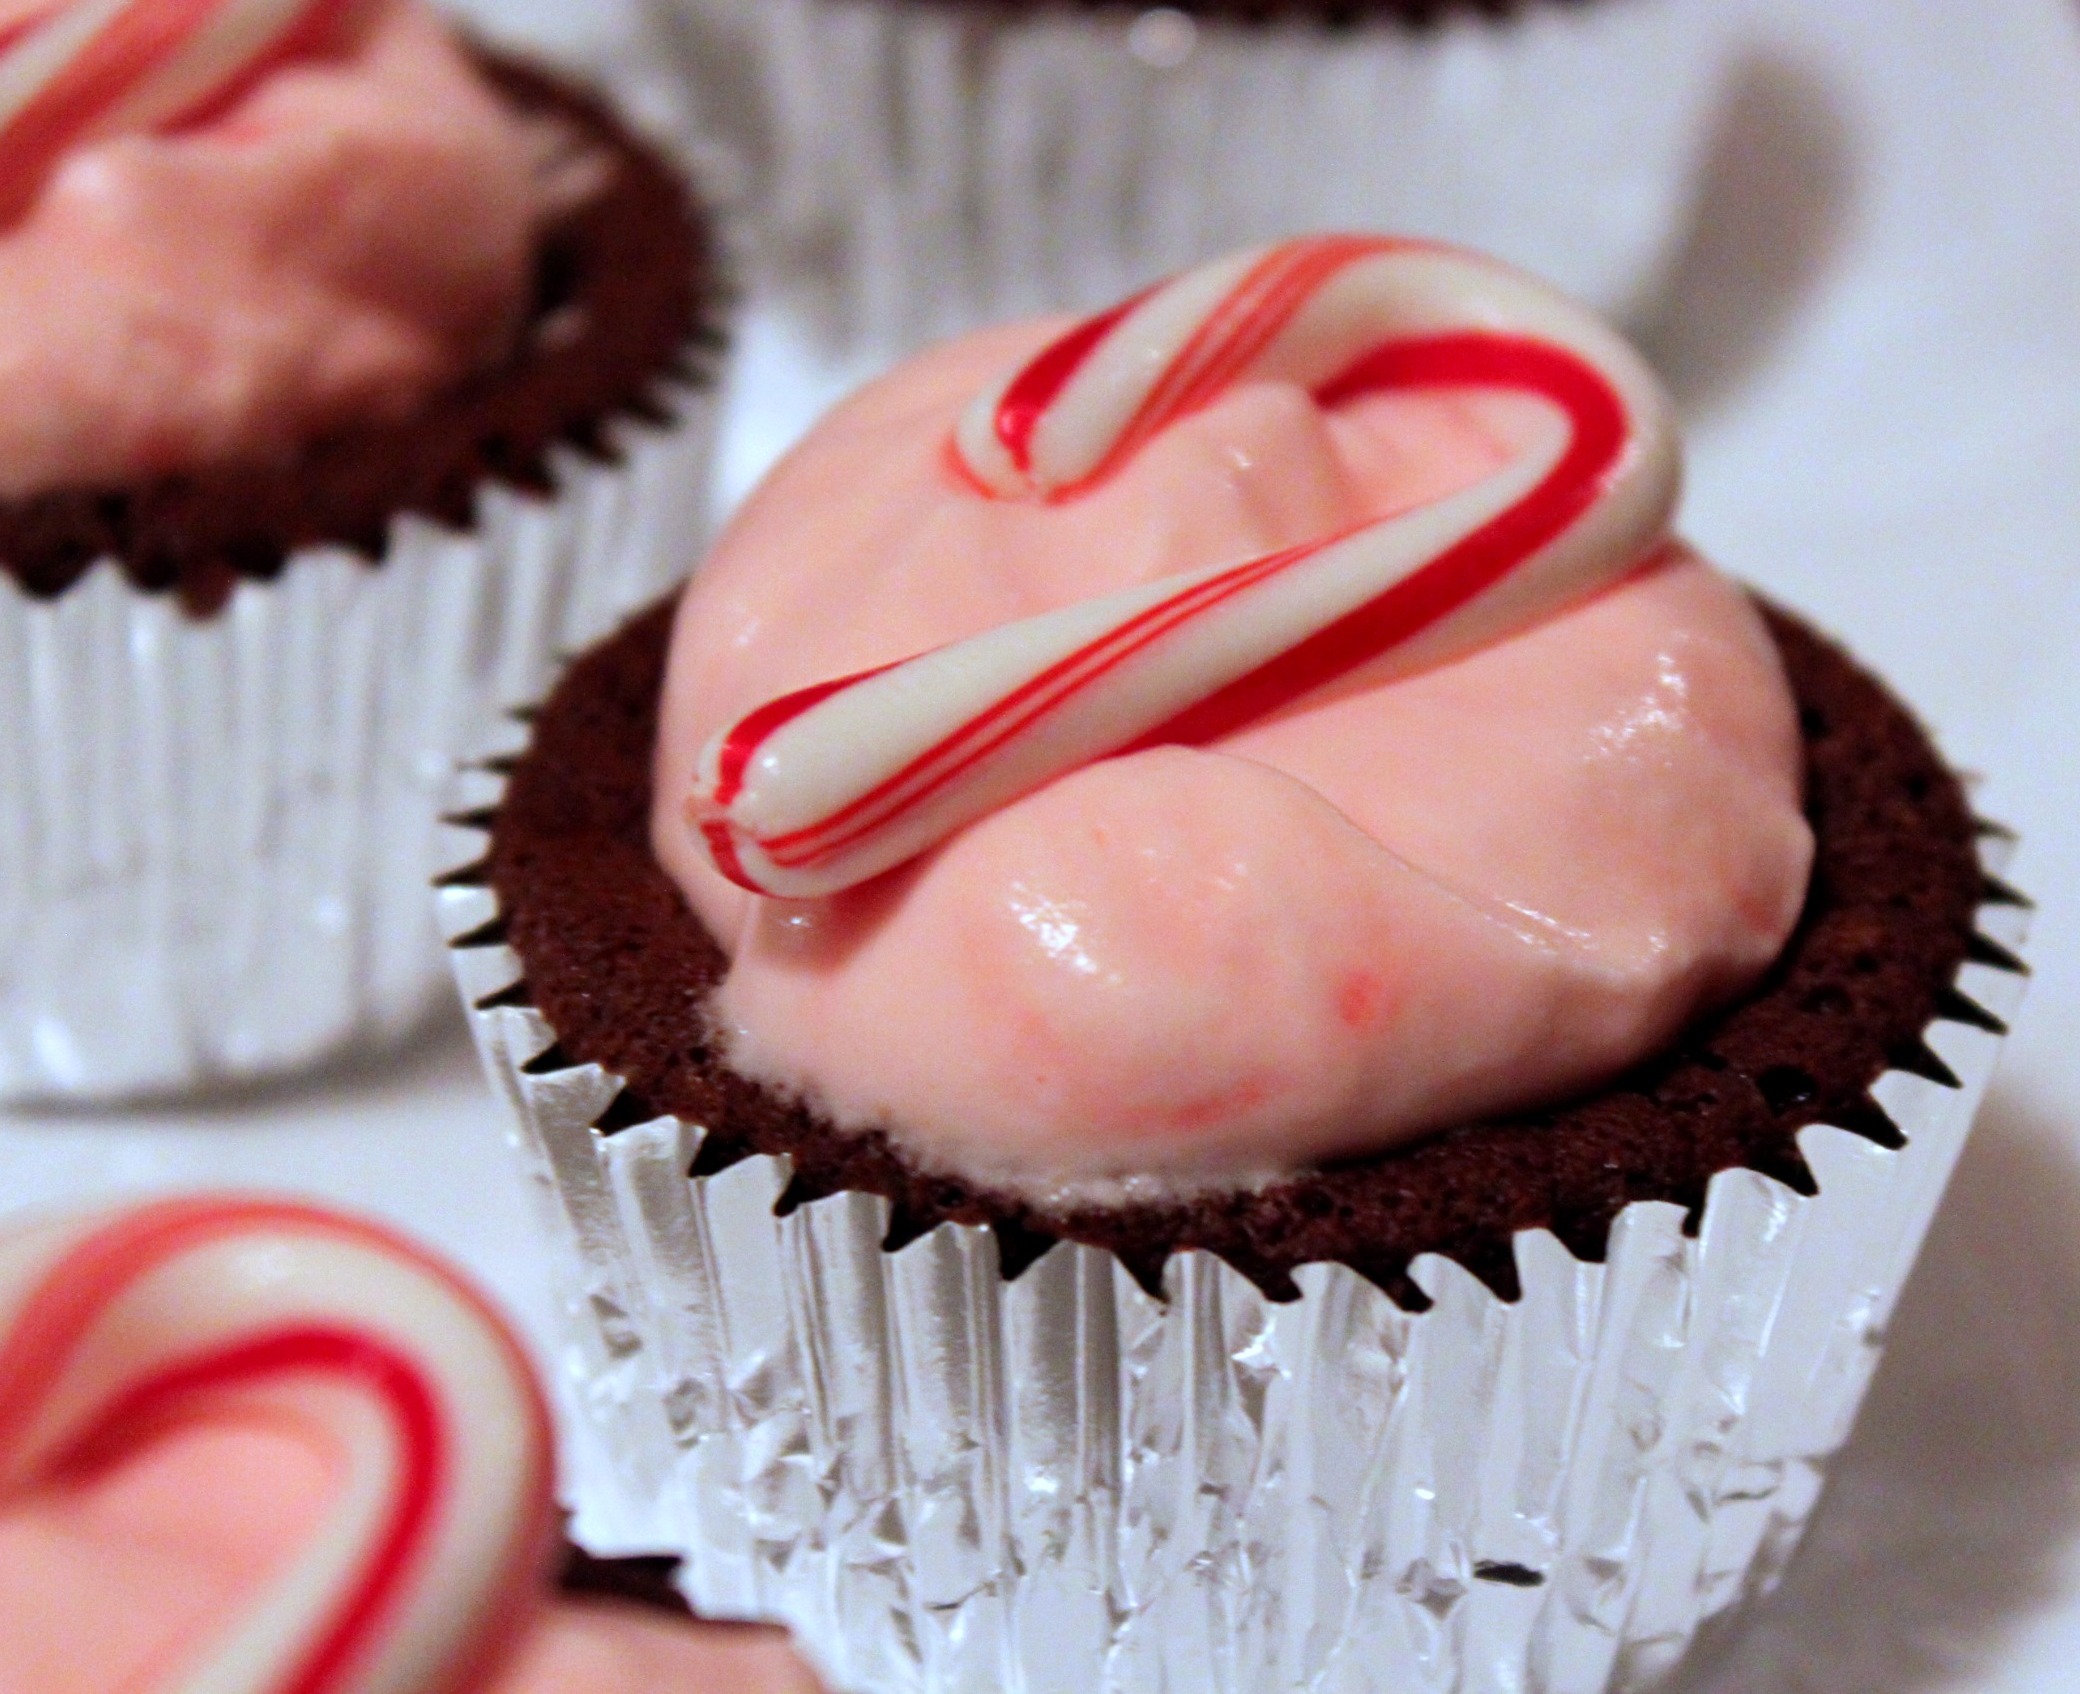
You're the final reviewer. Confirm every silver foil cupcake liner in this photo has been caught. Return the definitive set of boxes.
[646,0,1736,363]
[0,392,715,1105]
[439,756,2027,1693]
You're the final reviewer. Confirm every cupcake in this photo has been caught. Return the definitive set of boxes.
[646,0,1735,363]
[0,0,725,1102]
[442,239,2027,1690]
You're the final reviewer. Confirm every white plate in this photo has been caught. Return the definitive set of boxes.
[5,2,2080,1688]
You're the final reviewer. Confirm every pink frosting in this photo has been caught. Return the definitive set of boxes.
[0,0,537,498]
[654,319,1815,1197]
[0,1418,821,1694]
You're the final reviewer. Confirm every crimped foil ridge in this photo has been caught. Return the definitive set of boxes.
[644,0,1734,360]
[0,382,715,1104]
[441,759,2028,1693]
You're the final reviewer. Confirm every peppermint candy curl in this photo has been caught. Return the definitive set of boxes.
[690,236,1681,899]
[0,0,357,218]
[0,1195,555,1694]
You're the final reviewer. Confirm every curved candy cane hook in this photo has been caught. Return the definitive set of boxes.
[688,236,1681,899]
[0,1195,555,1694]
[0,0,360,219]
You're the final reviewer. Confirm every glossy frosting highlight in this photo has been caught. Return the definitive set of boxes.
[654,318,1814,1196]
[0,0,535,498]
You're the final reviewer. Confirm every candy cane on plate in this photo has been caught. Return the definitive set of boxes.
[0,0,359,218]
[686,234,1681,899]
[0,1195,555,1694]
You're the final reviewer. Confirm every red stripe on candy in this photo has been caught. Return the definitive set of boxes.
[0,0,228,217]
[0,7,58,56]
[700,818,760,893]
[710,660,900,809]
[159,0,360,135]
[993,286,1152,479]
[1075,237,1401,498]
[941,431,996,498]
[1070,246,1298,496]
[0,0,350,222]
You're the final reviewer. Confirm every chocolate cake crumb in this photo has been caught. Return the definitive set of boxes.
[0,57,719,616]
[557,1543,790,1639]
[557,1546,695,1616]
[482,600,1994,1310]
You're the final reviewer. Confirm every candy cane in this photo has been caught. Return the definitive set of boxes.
[687,235,1681,899]
[0,1195,555,1694]
[0,0,359,218]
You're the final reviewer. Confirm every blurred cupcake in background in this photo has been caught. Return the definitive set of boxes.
[0,0,726,1104]
[645,0,1737,365]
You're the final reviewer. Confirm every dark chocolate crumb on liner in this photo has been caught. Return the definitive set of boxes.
[0,55,723,617]
[464,599,2012,1311]
[558,1543,794,1639]
[559,1545,698,1616]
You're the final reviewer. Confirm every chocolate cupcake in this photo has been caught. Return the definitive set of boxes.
[648,0,1733,362]
[0,1,725,1102]
[442,241,2026,1689]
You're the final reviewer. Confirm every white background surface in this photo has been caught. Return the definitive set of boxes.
[4,3,2080,1689]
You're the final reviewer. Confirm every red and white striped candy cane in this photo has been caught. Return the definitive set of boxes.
[0,0,359,218]
[0,1195,555,1694]
[688,235,1681,899]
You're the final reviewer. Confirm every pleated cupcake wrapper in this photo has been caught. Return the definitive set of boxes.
[0,390,715,1105]
[648,0,1735,364]
[440,762,2027,1694]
